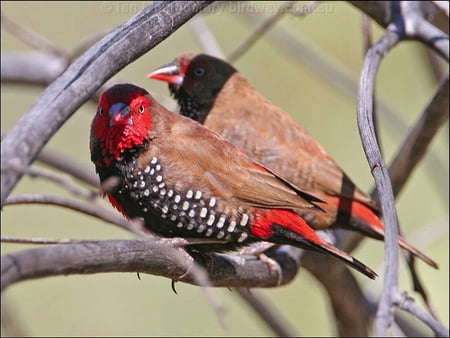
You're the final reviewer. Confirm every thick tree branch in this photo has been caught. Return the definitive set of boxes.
[1,1,214,206]
[1,240,304,292]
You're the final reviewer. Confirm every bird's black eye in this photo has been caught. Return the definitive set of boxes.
[139,105,145,114]
[99,107,104,116]
[193,67,205,77]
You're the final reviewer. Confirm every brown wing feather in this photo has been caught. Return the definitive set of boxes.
[147,98,322,212]
[206,73,379,212]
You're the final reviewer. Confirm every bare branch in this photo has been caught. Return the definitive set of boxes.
[432,1,449,17]
[0,12,69,57]
[362,13,374,53]
[190,15,225,58]
[0,237,227,327]
[1,240,304,292]
[4,194,143,234]
[342,68,448,260]
[234,288,298,337]
[301,251,372,336]
[1,237,83,245]
[36,147,100,188]
[1,1,214,206]
[228,1,322,62]
[388,73,449,198]
[357,26,403,336]
[349,1,446,31]
[1,51,67,86]
[400,2,449,61]
[424,47,448,82]
[395,292,449,337]
[26,164,97,200]
[356,18,448,335]
[350,1,449,60]
[68,30,111,62]
[1,129,99,191]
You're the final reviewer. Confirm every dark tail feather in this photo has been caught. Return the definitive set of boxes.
[317,241,378,280]
[398,237,439,269]
[350,222,438,269]
[270,225,377,279]
[340,200,438,269]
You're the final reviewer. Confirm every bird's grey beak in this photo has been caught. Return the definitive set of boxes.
[109,102,133,127]
[147,62,184,86]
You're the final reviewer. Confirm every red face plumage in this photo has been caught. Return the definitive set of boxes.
[92,84,153,166]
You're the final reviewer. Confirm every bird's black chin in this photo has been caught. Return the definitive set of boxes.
[169,84,180,98]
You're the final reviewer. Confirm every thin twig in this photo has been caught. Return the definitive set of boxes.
[4,194,143,234]
[395,292,449,337]
[362,14,373,54]
[36,147,100,188]
[190,15,225,58]
[234,288,298,337]
[1,237,83,245]
[388,73,449,198]
[1,12,69,58]
[228,1,318,62]
[27,165,97,200]
[1,51,67,86]
[357,25,402,336]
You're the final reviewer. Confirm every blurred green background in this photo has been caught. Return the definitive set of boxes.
[1,1,448,336]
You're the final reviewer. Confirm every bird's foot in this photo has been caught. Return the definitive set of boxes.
[155,237,196,282]
[239,242,283,286]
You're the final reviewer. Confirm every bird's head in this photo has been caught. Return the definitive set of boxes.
[90,83,153,166]
[147,53,237,123]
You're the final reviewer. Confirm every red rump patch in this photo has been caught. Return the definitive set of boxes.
[252,209,327,245]
[327,196,383,232]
